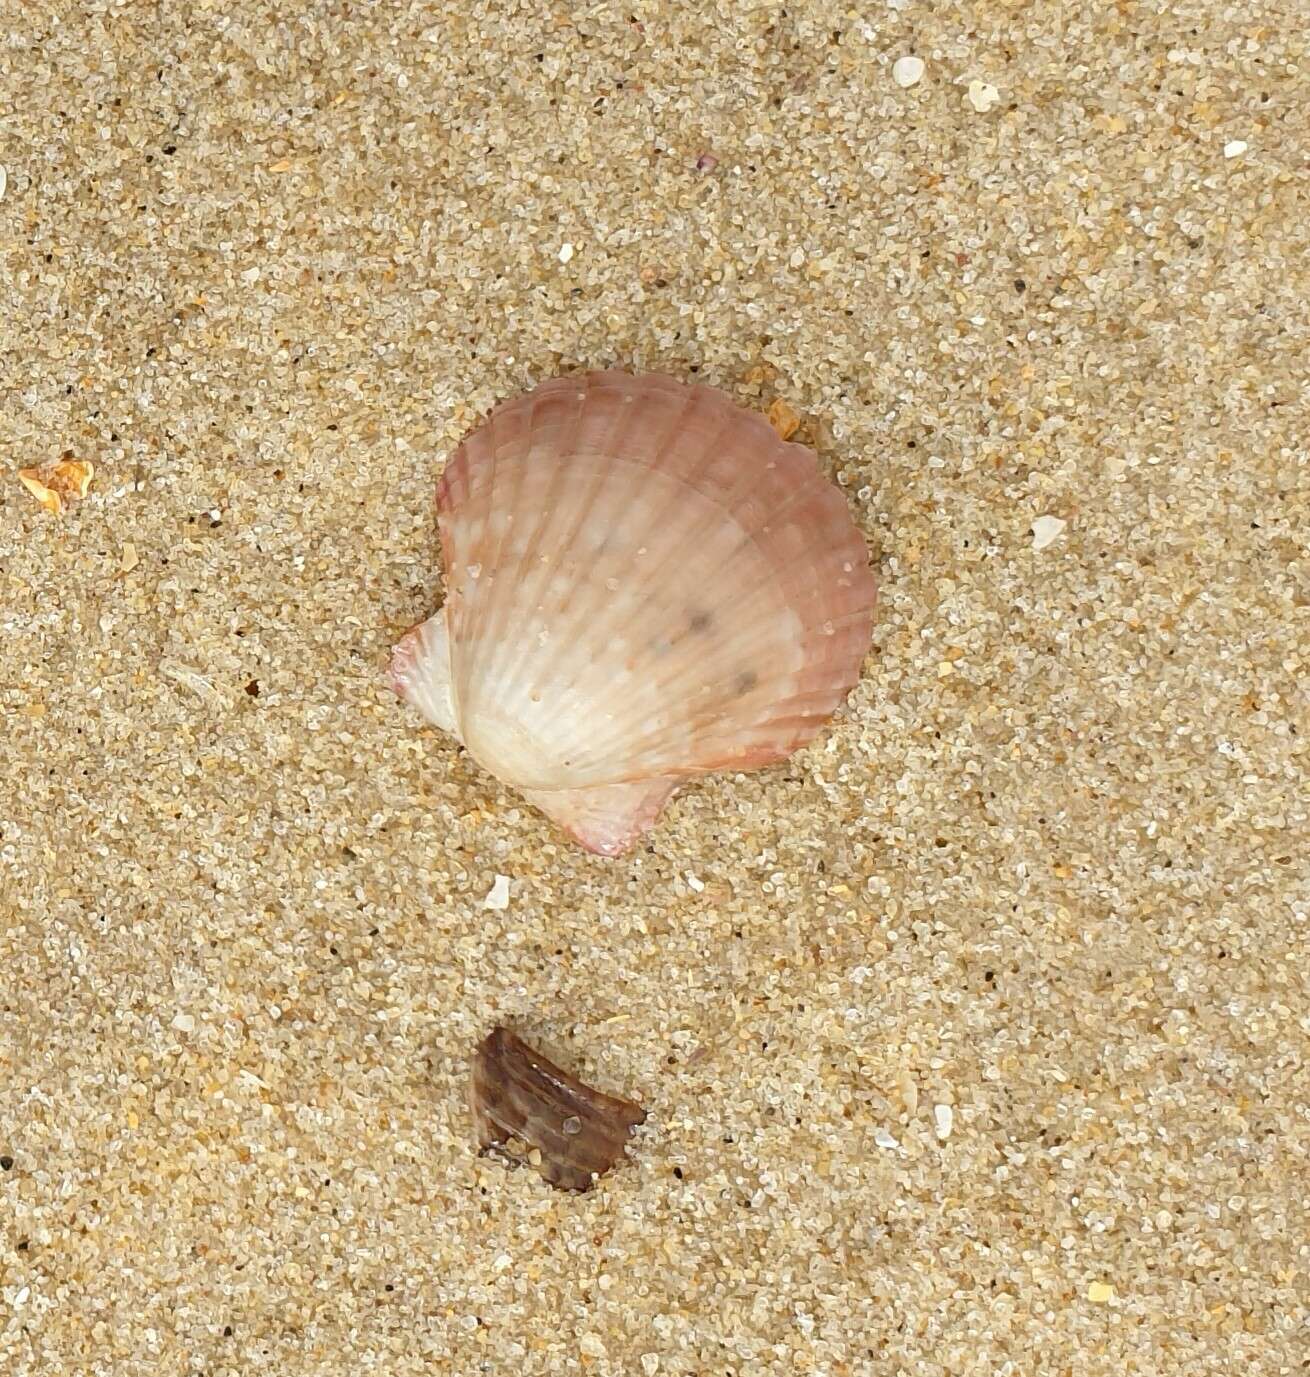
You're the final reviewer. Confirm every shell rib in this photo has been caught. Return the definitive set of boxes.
[389,370,877,854]
[470,1026,646,1192]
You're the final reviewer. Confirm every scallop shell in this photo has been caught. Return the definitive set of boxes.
[471,1026,646,1192]
[390,370,876,854]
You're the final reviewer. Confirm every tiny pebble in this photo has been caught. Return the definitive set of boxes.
[579,1333,607,1358]
[484,874,511,910]
[558,242,575,263]
[874,1128,900,1150]
[0,166,7,201]
[934,1103,954,1140]
[171,1012,196,1034]
[694,152,718,172]
[1031,515,1068,551]
[892,56,924,88]
[641,1357,660,1376]
[1223,139,1248,158]
[967,79,1000,113]
[685,871,705,892]
[13,1287,30,1308]
[561,1115,582,1136]
[1087,1281,1116,1304]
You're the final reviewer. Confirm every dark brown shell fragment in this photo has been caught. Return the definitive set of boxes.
[471,1026,647,1191]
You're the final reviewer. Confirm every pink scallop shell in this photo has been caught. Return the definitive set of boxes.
[390,371,876,854]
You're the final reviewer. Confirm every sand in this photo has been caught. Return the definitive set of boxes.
[2,1,1307,1373]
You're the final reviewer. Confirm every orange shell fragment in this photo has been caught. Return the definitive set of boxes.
[766,397,802,440]
[18,459,94,515]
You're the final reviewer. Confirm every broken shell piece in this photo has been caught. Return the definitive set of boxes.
[18,459,94,515]
[892,55,925,89]
[1031,514,1067,551]
[766,397,802,440]
[967,79,1000,113]
[389,370,877,855]
[471,1026,646,1191]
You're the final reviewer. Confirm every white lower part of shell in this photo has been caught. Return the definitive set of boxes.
[520,778,678,857]
[390,608,678,855]
[390,612,457,737]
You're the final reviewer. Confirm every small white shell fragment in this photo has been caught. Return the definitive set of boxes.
[685,871,705,892]
[1223,139,1248,158]
[484,874,511,910]
[0,166,7,201]
[558,242,575,263]
[934,1103,954,1139]
[892,56,925,88]
[171,1012,196,1034]
[1087,1281,1116,1304]
[874,1128,900,1150]
[967,79,1000,112]
[1031,515,1068,550]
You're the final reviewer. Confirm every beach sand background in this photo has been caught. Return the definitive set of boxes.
[1,1,1307,1373]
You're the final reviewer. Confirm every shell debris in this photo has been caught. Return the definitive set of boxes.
[18,459,94,516]
[892,56,924,88]
[967,79,1000,113]
[484,874,511,910]
[470,1026,646,1191]
[934,1103,954,1140]
[1031,515,1068,551]
[766,397,802,440]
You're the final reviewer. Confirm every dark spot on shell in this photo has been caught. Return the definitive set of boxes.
[688,609,713,633]
[734,670,758,695]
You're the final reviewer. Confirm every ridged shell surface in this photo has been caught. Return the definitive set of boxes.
[390,371,876,854]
